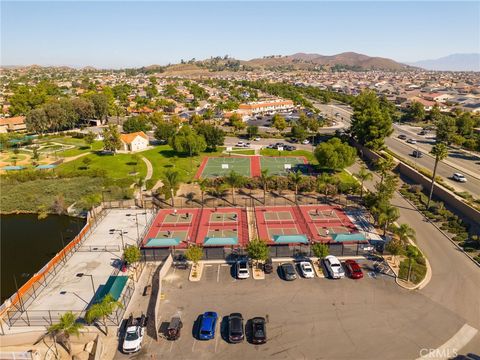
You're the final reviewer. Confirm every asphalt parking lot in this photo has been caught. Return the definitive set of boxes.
[115,258,467,360]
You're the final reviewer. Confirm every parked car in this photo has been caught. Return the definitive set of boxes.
[418,130,427,135]
[398,134,407,140]
[284,145,296,151]
[280,263,297,281]
[302,139,310,145]
[452,173,467,182]
[263,258,273,274]
[236,141,246,147]
[173,254,188,270]
[323,255,345,279]
[299,261,315,278]
[344,260,363,279]
[228,313,244,343]
[412,150,423,158]
[407,138,417,144]
[236,260,250,279]
[253,137,261,141]
[165,316,183,340]
[122,314,147,354]
[251,317,267,344]
[199,312,218,340]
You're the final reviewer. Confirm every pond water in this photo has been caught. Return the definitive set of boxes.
[0,213,85,303]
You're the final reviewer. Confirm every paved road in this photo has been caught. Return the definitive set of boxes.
[350,162,480,354]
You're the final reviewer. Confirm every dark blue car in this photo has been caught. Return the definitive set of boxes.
[199,312,218,340]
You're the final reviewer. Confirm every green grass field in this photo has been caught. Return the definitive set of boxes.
[199,157,251,178]
[260,156,307,176]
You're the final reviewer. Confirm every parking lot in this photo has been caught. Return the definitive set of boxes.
[115,258,467,359]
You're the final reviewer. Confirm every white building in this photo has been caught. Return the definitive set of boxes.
[120,131,149,152]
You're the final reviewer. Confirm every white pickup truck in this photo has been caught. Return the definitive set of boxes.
[122,314,147,354]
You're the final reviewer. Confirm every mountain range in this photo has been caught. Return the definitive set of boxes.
[407,53,480,72]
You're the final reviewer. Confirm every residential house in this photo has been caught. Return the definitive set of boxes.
[120,131,149,152]
[0,116,26,133]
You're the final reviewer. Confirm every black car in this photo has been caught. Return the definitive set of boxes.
[173,255,188,270]
[280,263,297,281]
[228,313,244,343]
[251,317,267,344]
[398,134,407,140]
[263,258,273,274]
[412,150,423,158]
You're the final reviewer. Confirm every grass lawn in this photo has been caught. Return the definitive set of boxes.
[57,141,103,157]
[58,152,147,180]
[335,170,358,185]
[260,149,317,164]
[228,149,255,155]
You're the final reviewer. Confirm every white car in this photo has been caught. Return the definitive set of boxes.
[406,138,417,144]
[302,139,310,145]
[253,137,261,141]
[122,315,146,354]
[236,261,250,279]
[236,141,246,147]
[299,261,315,278]
[323,255,345,279]
[452,173,467,182]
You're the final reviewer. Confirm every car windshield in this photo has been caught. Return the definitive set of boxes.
[200,330,211,335]
[125,330,139,341]
[331,263,340,268]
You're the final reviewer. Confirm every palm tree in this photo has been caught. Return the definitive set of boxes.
[316,173,332,203]
[375,156,395,186]
[162,169,180,207]
[196,178,209,206]
[427,142,448,209]
[288,170,304,203]
[405,245,420,282]
[376,203,400,236]
[85,294,123,335]
[223,171,245,205]
[259,169,272,205]
[207,183,228,200]
[355,165,373,200]
[47,311,83,355]
[393,223,416,244]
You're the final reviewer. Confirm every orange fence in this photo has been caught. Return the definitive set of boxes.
[0,217,95,318]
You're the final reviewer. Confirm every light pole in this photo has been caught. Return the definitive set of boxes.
[76,273,96,296]
[126,213,147,242]
[109,229,128,249]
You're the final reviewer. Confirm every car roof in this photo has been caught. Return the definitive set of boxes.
[325,255,340,264]
[454,173,464,176]
[252,317,265,323]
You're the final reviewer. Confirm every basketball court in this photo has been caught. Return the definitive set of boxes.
[260,156,308,176]
[195,157,251,178]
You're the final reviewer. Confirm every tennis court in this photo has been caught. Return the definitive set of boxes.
[314,225,352,237]
[161,212,194,225]
[154,229,189,242]
[306,209,341,222]
[196,157,251,178]
[260,156,308,176]
[209,212,238,223]
[206,228,238,239]
[264,211,294,222]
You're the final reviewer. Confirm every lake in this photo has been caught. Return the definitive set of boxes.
[0,213,85,303]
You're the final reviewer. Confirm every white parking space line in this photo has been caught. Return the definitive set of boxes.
[169,340,174,352]
[214,328,220,352]
[217,265,221,283]
[191,339,197,352]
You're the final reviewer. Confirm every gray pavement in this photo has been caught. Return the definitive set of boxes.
[115,261,468,360]
[349,162,480,354]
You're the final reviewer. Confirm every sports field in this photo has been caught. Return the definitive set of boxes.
[195,157,251,178]
[260,156,308,176]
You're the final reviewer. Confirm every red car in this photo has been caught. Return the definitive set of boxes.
[344,260,363,279]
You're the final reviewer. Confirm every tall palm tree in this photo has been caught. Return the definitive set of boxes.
[85,294,123,335]
[47,311,83,355]
[259,169,272,205]
[405,245,420,282]
[393,223,416,244]
[355,165,373,200]
[376,203,400,236]
[162,169,180,207]
[288,170,304,203]
[427,142,448,209]
[224,171,245,205]
[316,173,332,203]
[196,178,209,206]
[375,156,395,186]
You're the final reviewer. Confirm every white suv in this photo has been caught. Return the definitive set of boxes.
[452,173,467,182]
[323,255,345,279]
[299,261,315,278]
[236,261,250,279]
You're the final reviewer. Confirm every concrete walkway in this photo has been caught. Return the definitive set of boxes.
[140,155,153,184]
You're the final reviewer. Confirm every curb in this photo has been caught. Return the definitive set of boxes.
[188,262,203,282]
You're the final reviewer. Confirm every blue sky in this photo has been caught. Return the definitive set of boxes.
[1,1,479,68]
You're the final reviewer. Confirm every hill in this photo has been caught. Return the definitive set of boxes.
[408,54,480,72]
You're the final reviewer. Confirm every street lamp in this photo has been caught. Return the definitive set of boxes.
[76,273,96,296]
[109,229,128,249]
[126,213,147,242]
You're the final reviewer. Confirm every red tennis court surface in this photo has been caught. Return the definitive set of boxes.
[142,207,248,248]
[255,205,358,244]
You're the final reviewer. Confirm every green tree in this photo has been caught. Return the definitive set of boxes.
[169,125,206,155]
[85,294,123,335]
[393,223,416,244]
[84,131,96,149]
[88,93,109,122]
[435,115,457,144]
[351,90,393,150]
[288,170,304,201]
[223,171,245,205]
[456,112,474,136]
[385,238,404,265]
[196,124,225,151]
[311,243,329,258]
[408,101,425,122]
[185,244,203,264]
[229,113,246,133]
[259,169,273,205]
[124,245,141,265]
[196,178,209,205]
[246,239,269,261]
[375,202,399,236]
[47,311,83,355]
[102,125,122,154]
[291,124,307,142]
[154,120,177,142]
[162,169,180,207]
[429,103,442,123]
[375,155,396,186]
[272,114,287,132]
[26,107,48,134]
[354,165,373,200]
[314,138,356,170]
[405,245,420,282]
[72,97,95,120]
[316,173,335,203]
[122,115,152,133]
[427,142,448,209]
[246,125,259,139]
